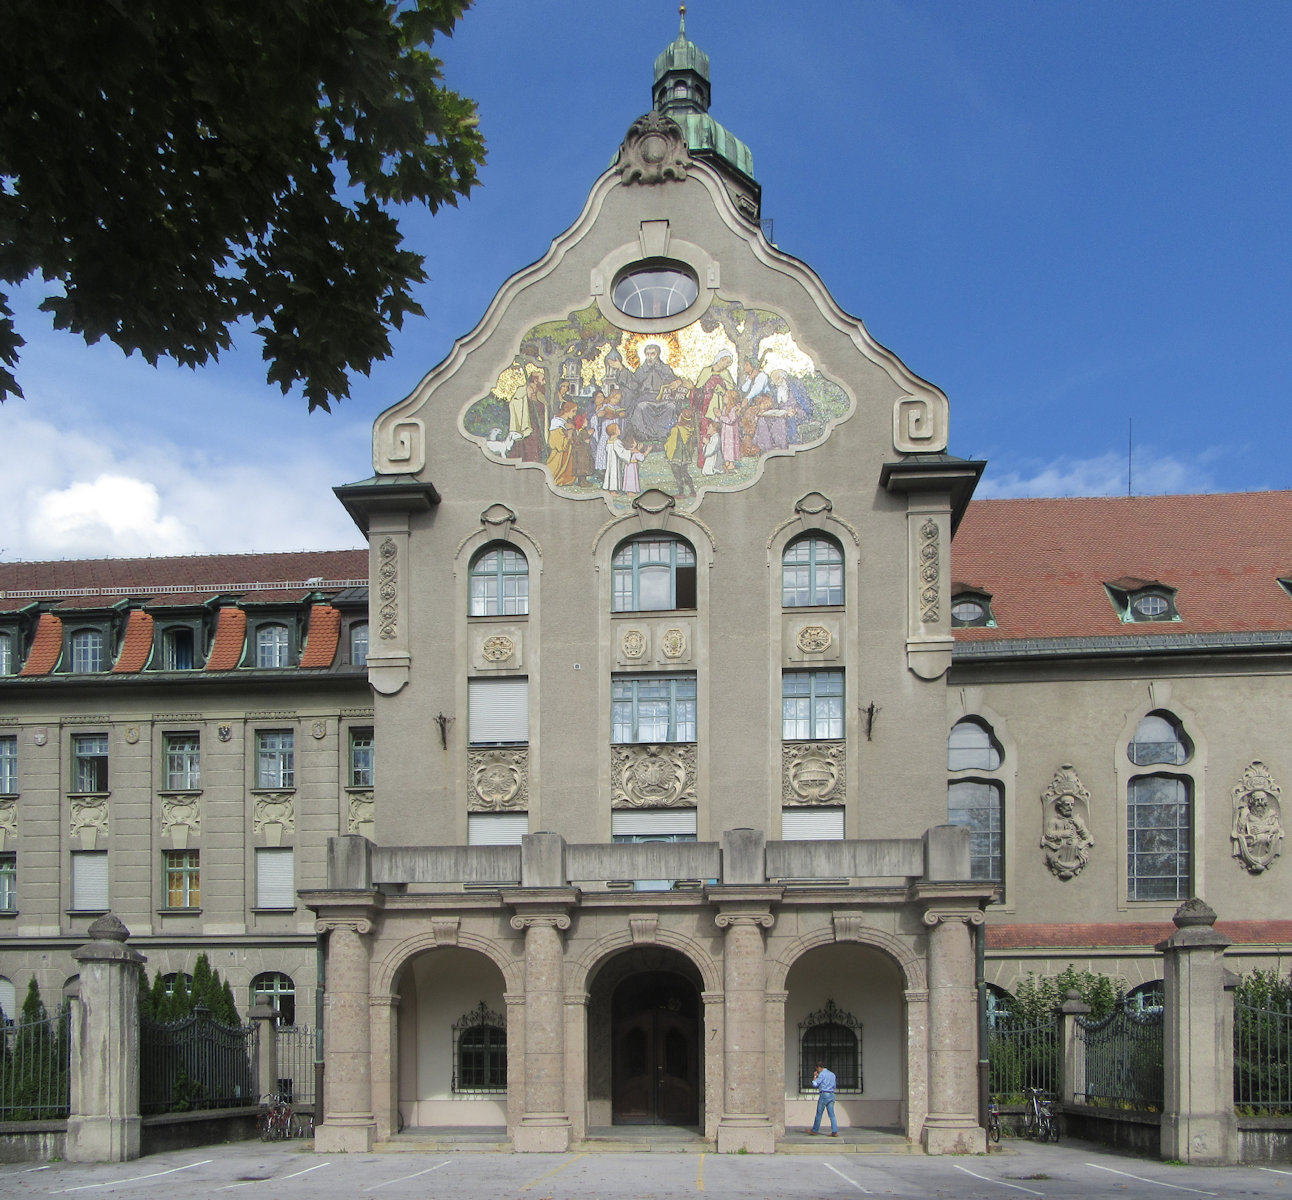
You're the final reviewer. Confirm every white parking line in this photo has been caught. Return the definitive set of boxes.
[281,1162,333,1181]
[370,1160,451,1189]
[953,1164,1045,1196]
[823,1161,872,1193]
[55,1159,213,1193]
[1084,1163,1218,1196]
[1260,1167,1292,1177]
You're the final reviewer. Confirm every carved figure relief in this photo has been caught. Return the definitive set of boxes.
[468,748,529,812]
[612,743,697,808]
[918,518,940,624]
[1231,761,1283,873]
[160,794,201,844]
[462,297,850,513]
[378,536,398,640]
[782,742,846,804]
[616,110,691,185]
[0,797,15,849]
[796,624,832,655]
[69,796,109,848]
[253,793,295,844]
[481,634,516,664]
[347,791,376,836]
[1040,764,1095,880]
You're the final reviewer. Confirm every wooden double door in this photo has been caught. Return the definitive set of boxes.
[611,971,700,1126]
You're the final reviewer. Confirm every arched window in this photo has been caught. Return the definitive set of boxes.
[349,622,369,666]
[469,545,530,616]
[452,1001,507,1093]
[250,971,296,1026]
[1127,712,1194,902]
[256,624,290,668]
[71,629,105,672]
[612,534,696,612]
[782,535,843,607]
[798,999,861,1093]
[948,718,1003,770]
[1127,980,1164,1015]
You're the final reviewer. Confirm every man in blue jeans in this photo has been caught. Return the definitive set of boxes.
[808,1061,838,1135]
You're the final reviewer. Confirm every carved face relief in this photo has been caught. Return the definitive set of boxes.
[460,298,851,512]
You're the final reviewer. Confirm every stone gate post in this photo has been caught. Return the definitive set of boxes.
[1058,990,1091,1108]
[314,913,377,1152]
[66,913,146,1163]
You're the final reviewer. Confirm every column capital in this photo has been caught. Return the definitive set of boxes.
[711,886,780,931]
[510,911,572,932]
[921,908,985,928]
[503,887,578,932]
[315,916,374,935]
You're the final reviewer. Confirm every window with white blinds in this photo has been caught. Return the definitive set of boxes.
[255,847,296,909]
[611,809,698,838]
[781,807,845,840]
[468,677,529,745]
[0,976,15,1024]
[468,813,529,845]
[71,850,109,910]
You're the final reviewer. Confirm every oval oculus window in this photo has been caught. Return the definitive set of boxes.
[612,265,698,319]
[1131,593,1170,618]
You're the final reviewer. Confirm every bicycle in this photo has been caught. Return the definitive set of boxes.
[257,1092,306,1140]
[1022,1088,1059,1142]
[986,1100,1001,1143]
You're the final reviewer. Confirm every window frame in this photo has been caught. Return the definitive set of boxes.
[0,853,15,912]
[947,718,1004,771]
[781,670,844,742]
[72,733,109,794]
[0,631,13,675]
[254,847,296,910]
[70,849,109,912]
[0,735,15,795]
[1127,772,1192,902]
[254,622,291,669]
[947,778,1005,883]
[349,622,369,667]
[158,623,199,671]
[349,727,374,787]
[163,848,200,909]
[452,1001,508,1094]
[782,534,844,608]
[611,535,697,613]
[798,999,862,1094]
[250,971,296,1026]
[611,673,697,744]
[950,591,996,628]
[467,677,529,747]
[70,627,106,673]
[255,729,295,790]
[469,544,531,617]
[163,732,201,791]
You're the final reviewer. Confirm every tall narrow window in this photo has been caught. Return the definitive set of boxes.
[1127,712,1193,902]
[350,622,369,666]
[255,848,295,910]
[73,733,109,793]
[0,632,13,675]
[71,850,109,910]
[71,629,105,672]
[453,1002,507,1093]
[799,1000,862,1092]
[256,624,290,668]
[469,545,530,616]
[782,671,844,741]
[0,854,14,911]
[612,535,696,612]
[164,849,200,908]
[0,736,15,794]
[164,733,200,790]
[782,535,844,607]
[349,728,374,787]
[256,730,295,789]
[162,627,195,670]
[947,780,1004,882]
[612,675,696,743]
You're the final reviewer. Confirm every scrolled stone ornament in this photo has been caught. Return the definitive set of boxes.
[509,912,572,931]
[617,111,690,185]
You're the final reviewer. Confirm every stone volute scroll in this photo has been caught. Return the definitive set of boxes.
[1040,764,1095,880]
[1231,760,1284,873]
[616,111,690,185]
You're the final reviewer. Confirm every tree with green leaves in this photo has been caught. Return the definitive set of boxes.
[0,1,486,411]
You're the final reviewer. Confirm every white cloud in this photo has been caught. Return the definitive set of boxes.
[978,448,1225,499]
[34,475,193,556]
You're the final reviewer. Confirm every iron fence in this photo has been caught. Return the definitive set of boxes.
[0,1002,71,1120]
[987,1015,1059,1104]
[1075,1000,1163,1109]
[1235,998,1292,1114]
[273,1025,318,1109]
[139,1004,256,1114]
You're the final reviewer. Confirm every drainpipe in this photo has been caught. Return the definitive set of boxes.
[314,930,326,1122]
[975,916,988,1128]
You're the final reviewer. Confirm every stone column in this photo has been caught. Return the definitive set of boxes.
[564,993,589,1143]
[314,916,376,1153]
[701,990,724,1142]
[370,992,400,1139]
[921,907,987,1154]
[1058,990,1091,1109]
[1158,898,1237,1164]
[714,895,777,1153]
[66,914,146,1163]
[504,991,526,1134]
[248,1002,279,1107]
[904,987,930,1139]
[765,990,788,1135]
[510,912,573,1151]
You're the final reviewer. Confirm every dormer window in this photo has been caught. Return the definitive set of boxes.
[255,623,291,668]
[1130,593,1169,619]
[162,627,195,670]
[0,632,12,675]
[950,591,995,628]
[1106,580,1179,624]
[70,628,106,673]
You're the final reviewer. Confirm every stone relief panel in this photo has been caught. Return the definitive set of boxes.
[69,796,108,849]
[918,517,940,624]
[612,744,697,808]
[461,297,851,513]
[1231,760,1283,874]
[377,536,398,640]
[782,741,846,805]
[347,791,376,837]
[468,748,529,812]
[473,629,524,671]
[616,110,691,185]
[0,796,15,850]
[253,793,295,846]
[1040,764,1094,880]
[160,794,202,849]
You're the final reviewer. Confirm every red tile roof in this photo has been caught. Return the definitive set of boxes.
[953,492,1292,642]
[205,608,248,671]
[112,611,154,673]
[299,605,341,669]
[18,614,63,676]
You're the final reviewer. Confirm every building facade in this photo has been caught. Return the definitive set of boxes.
[1,17,1289,1156]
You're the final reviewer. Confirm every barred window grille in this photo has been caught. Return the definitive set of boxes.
[798,999,862,1093]
[452,1001,507,1094]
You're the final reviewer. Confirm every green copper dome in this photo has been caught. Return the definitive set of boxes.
[653,10,711,82]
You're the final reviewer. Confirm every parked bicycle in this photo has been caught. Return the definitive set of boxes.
[986,1100,1002,1143]
[256,1092,310,1140]
[1021,1087,1059,1142]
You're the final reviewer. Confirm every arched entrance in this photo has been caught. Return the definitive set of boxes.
[585,946,705,1129]
[611,970,700,1125]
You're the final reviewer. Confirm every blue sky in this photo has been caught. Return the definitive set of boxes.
[3,0,1290,561]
